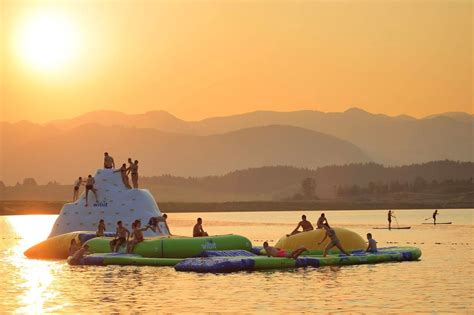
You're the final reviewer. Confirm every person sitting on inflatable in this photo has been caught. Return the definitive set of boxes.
[366,233,378,253]
[193,218,209,237]
[287,214,314,236]
[127,220,147,253]
[318,223,351,257]
[263,241,307,259]
[110,220,130,252]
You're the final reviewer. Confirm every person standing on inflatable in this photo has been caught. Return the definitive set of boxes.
[318,223,351,257]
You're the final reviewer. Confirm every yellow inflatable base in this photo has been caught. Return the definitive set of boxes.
[274,227,366,253]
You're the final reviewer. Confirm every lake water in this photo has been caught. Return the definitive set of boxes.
[0,209,472,313]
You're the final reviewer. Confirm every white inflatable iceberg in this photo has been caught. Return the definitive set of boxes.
[49,168,168,238]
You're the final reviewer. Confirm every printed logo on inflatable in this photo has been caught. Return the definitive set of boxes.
[201,240,217,250]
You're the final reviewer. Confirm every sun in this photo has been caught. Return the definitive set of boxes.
[16,10,80,73]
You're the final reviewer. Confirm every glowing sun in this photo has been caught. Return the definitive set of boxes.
[16,10,80,72]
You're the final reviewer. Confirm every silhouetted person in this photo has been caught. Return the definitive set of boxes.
[318,223,351,257]
[317,213,328,229]
[104,152,115,169]
[387,210,395,230]
[73,176,83,201]
[128,160,139,188]
[433,210,438,225]
[84,175,99,207]
[193,218,208,237]
[114,163,131,189]
[288,214,314,236]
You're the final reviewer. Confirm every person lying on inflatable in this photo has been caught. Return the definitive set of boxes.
[263,241,307,259]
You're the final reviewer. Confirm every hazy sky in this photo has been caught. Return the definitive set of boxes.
[1,0,472,122]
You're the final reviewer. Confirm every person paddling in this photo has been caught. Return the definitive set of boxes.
[432,210,438,225]
[387,210,395,230]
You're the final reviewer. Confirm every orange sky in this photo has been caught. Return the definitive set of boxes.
[1,0,472,123]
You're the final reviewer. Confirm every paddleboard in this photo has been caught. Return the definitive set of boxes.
[422,222,452,225]
[372,226,411,230]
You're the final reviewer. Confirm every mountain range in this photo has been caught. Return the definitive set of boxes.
[1,108,472,184]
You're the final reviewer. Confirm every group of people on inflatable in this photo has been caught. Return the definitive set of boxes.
[263,213,378,260]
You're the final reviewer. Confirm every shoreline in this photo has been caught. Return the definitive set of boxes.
[1,200,472,215]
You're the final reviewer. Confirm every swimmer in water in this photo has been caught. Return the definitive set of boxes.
[318,223,351,257]
[263,241,308,259]
[288,214,314,236]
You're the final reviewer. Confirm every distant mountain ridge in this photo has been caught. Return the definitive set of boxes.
[0,122,369,184]
[46,108,474,165]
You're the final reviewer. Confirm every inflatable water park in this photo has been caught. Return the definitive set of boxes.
[25,168,422,273]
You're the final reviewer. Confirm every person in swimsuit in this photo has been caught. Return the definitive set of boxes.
[68,239,80,256]
[366,233,378,253]
[387,210,395,230]
[263,241,308,259]
[317,213,329,229]
[84,175,99,207]
[127,220,147,253]
[432,210,438,225]
[114,163,131,189]
[110,220,130,252]
[146,217,162,234]
[127,160,139,188]
[103,152,115,169]
[68,244,90,265]
[96,219,106,237]
[73,177,84,201]
[161,214,172,235]
[288,214,314,236]
[318,223,351,257]
[193,218,209,237]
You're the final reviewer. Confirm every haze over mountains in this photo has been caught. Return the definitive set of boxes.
[1,108,472,184]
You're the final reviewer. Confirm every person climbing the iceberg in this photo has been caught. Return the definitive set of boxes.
[103,152,115,169]
[84,175,99,207]
[114,163,131,189]
[127,160,139,188]
[263,241,308,259]
[287,214,314,236]
[318,223,351,257]
[72,176,84,201]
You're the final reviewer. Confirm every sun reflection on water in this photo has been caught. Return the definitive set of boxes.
[5,215,60,314]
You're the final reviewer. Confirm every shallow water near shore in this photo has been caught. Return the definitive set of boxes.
[0,209,472,313]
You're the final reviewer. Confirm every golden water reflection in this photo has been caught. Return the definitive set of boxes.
[0,210,473,313]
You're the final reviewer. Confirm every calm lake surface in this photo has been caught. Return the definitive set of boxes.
[0,209,472,313]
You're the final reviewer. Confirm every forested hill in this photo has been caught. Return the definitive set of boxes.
[1,160,472,203]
